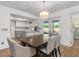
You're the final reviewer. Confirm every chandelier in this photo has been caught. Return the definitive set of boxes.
[40,1,49,19]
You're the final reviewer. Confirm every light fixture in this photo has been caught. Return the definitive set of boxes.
[40,1,49,19]
[40,11,49,19]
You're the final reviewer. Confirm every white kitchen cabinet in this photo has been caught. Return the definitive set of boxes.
[16,21,28,27]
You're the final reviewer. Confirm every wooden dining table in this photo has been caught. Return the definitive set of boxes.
[18,35,48,48]
[17,34,48,56]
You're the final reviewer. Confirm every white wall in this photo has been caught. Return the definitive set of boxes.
[50,5,79,47]
[10,20,16,38]
[0,5,38,50]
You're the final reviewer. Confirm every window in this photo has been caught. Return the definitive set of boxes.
[43,21,49,31]
[52,20,60,33]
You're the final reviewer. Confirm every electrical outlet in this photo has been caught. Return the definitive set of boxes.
[1,42,4,45]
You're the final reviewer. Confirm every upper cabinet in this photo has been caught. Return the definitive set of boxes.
[16,21,29,28]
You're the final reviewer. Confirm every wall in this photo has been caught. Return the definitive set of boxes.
[0,5,38,50]
[50,5,79,47]
[10,20,16,38]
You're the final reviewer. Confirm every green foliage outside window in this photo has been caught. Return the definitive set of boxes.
[43,22,49,30]
[52,20,60,32]
[43,24,49,28]
[53,22,60,28]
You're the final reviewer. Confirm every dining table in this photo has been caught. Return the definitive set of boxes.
[17,33,49,56]
[18,34,48,48]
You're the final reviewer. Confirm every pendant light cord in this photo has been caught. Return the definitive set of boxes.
[43,1,46,11]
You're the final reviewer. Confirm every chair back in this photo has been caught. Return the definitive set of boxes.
[43,34,49,40]
[46,36,56,54]
[7,38,36,57]
[7,38,16,56]
[55,35,61,48]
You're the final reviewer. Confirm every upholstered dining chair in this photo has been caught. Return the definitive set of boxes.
[54,35,61,57]
[7,38,36,57]
[37,36,56,57]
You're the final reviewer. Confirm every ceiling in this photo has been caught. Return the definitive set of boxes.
[0,1,79,17]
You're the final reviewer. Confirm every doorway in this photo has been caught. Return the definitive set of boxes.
[71,13,79,40]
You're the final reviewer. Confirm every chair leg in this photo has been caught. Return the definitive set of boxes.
[52,51,55,57]
[40,52,43,57]
[10,55,13,57]
[54,48,57,57]
[35,49,38,57]
[38,50,45,57]
[41,53,45,57]
[58,46,61,56]
[38,51,49,57]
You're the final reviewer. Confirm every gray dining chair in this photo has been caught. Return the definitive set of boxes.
[38,36,56,57]
[54,35,61,57]
[7,38,36,57]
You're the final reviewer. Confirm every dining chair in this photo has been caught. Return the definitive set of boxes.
[43,33,49,40]
[7,38,36,57]
[37,36,56,57]
[54,35,61,57]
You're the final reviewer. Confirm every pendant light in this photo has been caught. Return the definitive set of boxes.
[40,1,49,19]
